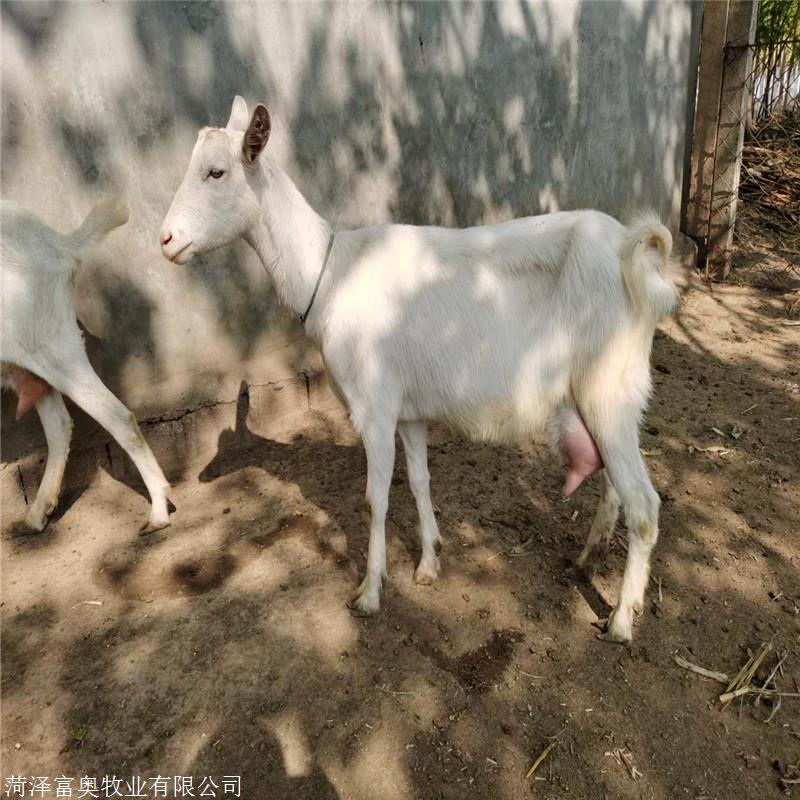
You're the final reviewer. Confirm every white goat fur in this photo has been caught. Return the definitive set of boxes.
[1,198,170,532]
[161,97,678,641]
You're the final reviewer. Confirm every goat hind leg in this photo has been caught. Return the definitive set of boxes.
[576,470,620,568]
[45,352,170,531]
[398,421,441,584]
[581,405,660,642]
[26,391,73,531]
[603,447,659,643]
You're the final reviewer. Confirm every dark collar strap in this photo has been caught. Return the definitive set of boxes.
[299,232,335,327]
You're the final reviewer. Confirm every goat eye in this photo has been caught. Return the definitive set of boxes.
[209,169,225,179]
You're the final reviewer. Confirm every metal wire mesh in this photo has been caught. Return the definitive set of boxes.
[733,38,800,289]
[750,37,800,121]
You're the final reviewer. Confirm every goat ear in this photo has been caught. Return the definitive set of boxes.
[242,104,271,164]
[226,95,249,132]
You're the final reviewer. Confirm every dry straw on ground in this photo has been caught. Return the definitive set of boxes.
[674,642,798,721]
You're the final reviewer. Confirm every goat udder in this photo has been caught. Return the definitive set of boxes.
[12,369,50,419]
[561,417,603,497]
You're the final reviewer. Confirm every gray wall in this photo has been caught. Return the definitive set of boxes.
[1,0,701,426]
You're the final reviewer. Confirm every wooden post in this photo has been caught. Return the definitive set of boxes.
[685,0,758,278]
[686,0,730,255]
[707,0,758,279]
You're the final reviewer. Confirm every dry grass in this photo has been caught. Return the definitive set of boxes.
[735,106,800,293]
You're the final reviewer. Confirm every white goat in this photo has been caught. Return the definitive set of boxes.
[1,198,170,532]
[161,97,677,641]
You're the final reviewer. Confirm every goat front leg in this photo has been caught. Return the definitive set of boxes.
[42,348,170,532]
[398,420,441,584]
[350,419,396,615]
[576,470,620,568]
[26,390,73,531]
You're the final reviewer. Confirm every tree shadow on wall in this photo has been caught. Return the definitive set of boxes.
[2,0,701,478]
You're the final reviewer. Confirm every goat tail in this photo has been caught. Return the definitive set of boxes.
[69,195,129,251]
[619,216,678,322]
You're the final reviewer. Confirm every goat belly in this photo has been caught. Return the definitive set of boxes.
[438,398,553,446]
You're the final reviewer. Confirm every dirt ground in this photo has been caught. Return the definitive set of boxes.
[1,262,799,799]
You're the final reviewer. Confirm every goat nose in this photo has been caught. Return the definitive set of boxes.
[160,230,173,247]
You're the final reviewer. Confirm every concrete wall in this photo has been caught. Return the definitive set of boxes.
[1,0,701,466]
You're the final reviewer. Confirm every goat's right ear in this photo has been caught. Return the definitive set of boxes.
[226,95,249,132]
[242,104,271,164]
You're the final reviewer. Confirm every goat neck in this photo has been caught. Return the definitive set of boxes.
[244,157,333,329]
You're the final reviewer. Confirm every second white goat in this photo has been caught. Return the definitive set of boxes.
[2,197,171,532]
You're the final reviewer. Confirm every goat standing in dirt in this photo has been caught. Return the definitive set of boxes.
[161,97,677,641]
[1,198,170,532]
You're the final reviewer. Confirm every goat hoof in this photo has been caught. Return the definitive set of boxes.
[24,508,49,532]
[632,600,644,616]
[347,593,381,617]
[348,573,384,615]
[597,630,630,645]
[141,513,170,534]
[414,557,440,585]
[597,609,633,644]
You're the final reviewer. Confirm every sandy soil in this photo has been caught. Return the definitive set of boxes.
[2,270,799,799]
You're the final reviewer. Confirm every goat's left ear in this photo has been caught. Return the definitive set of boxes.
[242,105,271,164]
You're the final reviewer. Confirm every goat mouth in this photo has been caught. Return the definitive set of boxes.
[165,240,193,263]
